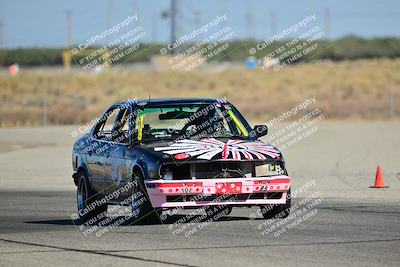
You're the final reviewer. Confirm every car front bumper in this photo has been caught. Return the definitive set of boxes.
[145,175,291,208]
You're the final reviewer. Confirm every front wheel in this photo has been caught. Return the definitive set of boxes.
[76,172,107,223]
[260,188,291,219]
[130,170,161,223]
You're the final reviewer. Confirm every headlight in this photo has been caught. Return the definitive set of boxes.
[256,162,285,176]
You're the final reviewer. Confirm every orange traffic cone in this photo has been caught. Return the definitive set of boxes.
[370,165,388,188]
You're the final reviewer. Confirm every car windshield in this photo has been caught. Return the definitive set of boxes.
[135,103,250,141]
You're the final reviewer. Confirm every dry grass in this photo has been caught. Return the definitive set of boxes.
[1,58,400,127]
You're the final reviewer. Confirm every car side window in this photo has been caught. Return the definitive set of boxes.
[93,107,119,141]
[103,109,119,132]
[94,106,131,142]
[111,107,131,143]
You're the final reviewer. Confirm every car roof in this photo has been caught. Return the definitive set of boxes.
[114,98,226,108]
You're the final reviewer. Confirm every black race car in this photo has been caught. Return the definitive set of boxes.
[72,98,291,223]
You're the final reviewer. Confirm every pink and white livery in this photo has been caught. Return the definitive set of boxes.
[153,138,281,160]
[146,137,291,219]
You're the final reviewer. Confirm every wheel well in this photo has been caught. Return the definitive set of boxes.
[73,166,88,186]
[132,166,145,179]
[77,166,86,175]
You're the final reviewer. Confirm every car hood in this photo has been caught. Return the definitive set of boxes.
[139,138,281,162]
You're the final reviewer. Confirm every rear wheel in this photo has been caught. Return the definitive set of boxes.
[76,172,107,223]
[260,188,291,219]
[130,170,161,223]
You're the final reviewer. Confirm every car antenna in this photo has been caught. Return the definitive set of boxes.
[148,94,151,103]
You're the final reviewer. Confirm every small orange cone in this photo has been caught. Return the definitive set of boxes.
[370,165,388,188]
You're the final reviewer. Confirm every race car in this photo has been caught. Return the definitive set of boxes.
[72,98,291,223]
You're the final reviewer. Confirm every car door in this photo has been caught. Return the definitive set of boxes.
[86,137,108,193]
[88,106,121,194]
[102,106,133,197]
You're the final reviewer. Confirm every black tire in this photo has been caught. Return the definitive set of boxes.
[260,188,291,219]
[76,172,108,224]
[130,170,161,223]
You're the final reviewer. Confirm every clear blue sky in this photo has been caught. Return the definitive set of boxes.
[1,0,399,48]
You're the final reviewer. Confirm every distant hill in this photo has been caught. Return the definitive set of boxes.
[1,36,400,66]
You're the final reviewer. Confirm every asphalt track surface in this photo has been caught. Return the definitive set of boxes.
[0,192,399,266]
[1,124,400,266]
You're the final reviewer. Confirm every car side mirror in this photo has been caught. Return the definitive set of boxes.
[253,124,268,138]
